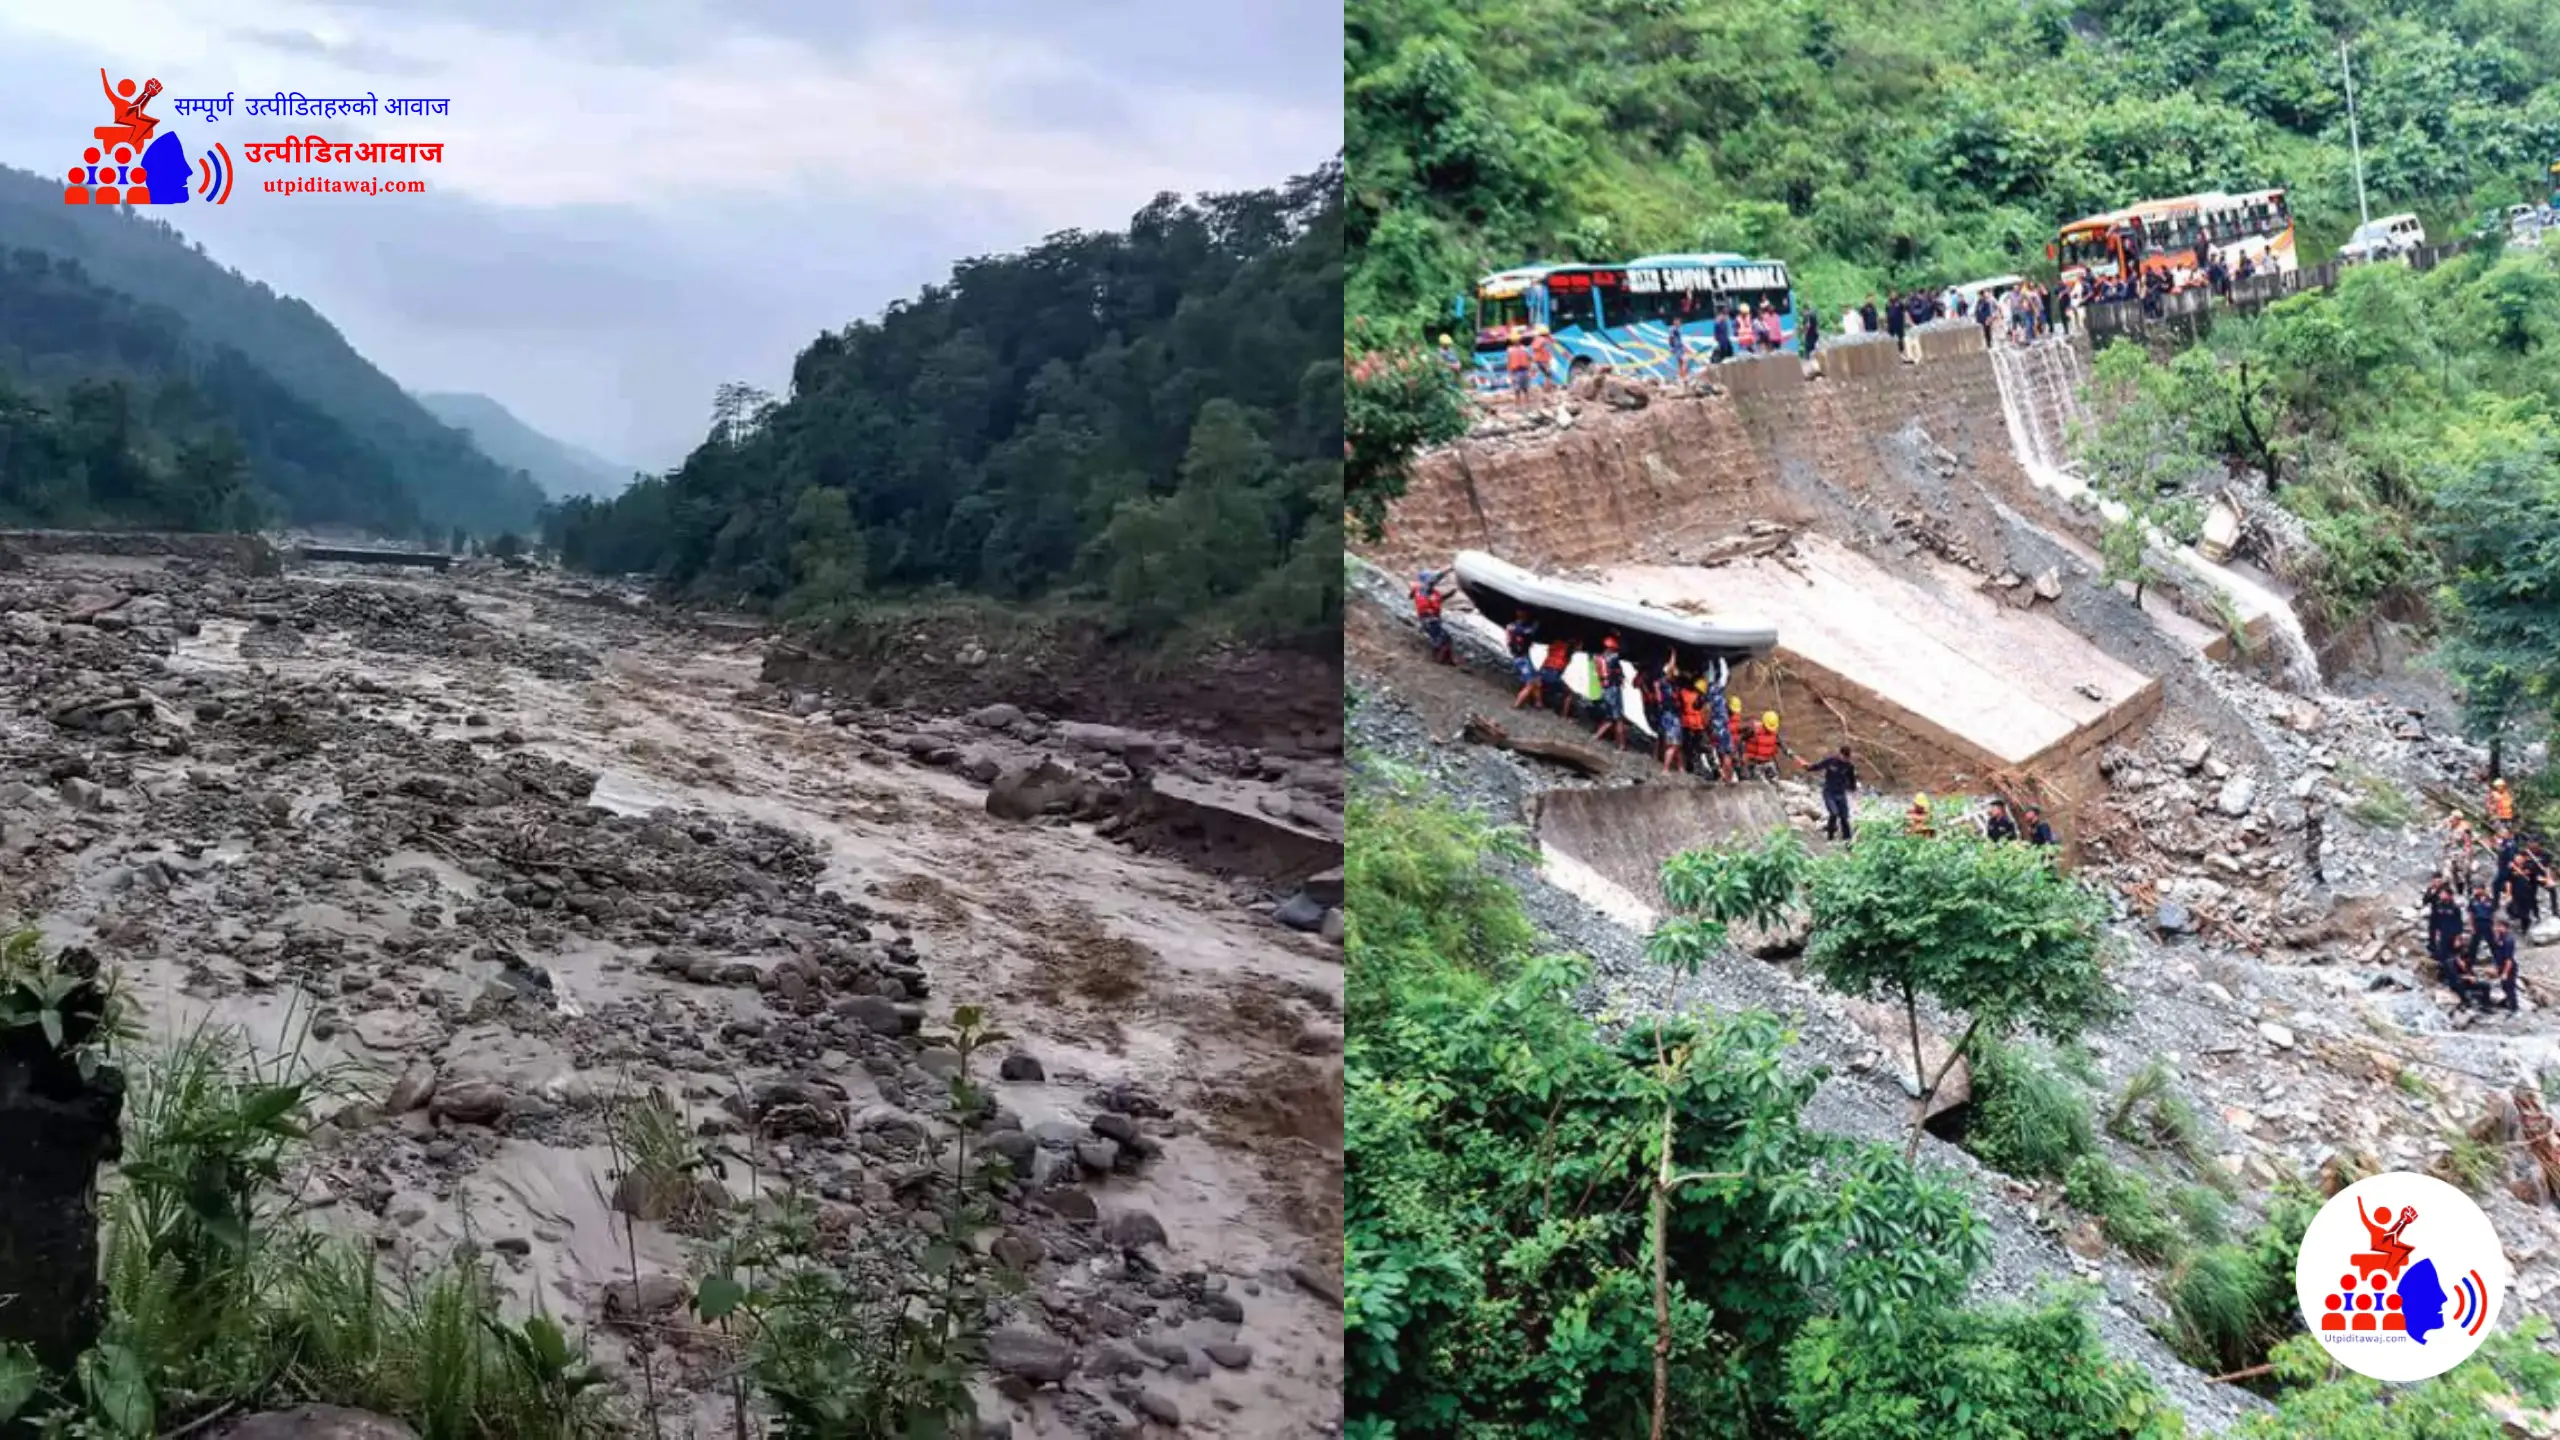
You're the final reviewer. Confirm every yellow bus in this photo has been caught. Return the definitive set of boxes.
[2054,188,2299,290]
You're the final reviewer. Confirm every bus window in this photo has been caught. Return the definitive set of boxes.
[1542,269,1605,330]
[1475,290,1532,343]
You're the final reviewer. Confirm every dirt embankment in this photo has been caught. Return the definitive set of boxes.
[762,613,1341,760]
[0,554,1342,1439]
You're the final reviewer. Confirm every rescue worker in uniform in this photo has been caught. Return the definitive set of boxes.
[1507,610,1540,709]
[2467,884,2499,967]
[1538,633,1579,718]
[1591,636,1630,750]
[2484,917,2522,1013]
[1674,676,1710,777]
[1411,571,1455,665]
[2023,805,2057,847]
[2425,877,2467,991]
[1742,710,1782,781]
[1716,696,1742,783]
[1907,793,1936,836]
[1984,798,2019,843]
[1802,745,1857,841]
[2490,778,2517,826]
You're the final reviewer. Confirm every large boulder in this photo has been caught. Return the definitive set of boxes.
[986,759,1083,822]
[1841,999,1972,1121]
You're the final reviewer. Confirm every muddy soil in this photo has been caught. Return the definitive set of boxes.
[760,613,1341,760]
[0,554,1342,1439]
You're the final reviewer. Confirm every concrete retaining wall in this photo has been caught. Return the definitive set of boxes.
[1376,341,2028,576]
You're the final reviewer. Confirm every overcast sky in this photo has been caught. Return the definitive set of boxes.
[0,0,1341,472]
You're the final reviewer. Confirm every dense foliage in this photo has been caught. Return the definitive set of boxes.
[0,247,405,532]
[0,164,546,537]
[546,164,1344,651]
[1345,337,1469,538]
[1349,0,2560,331]
[1343,767,2186,1438]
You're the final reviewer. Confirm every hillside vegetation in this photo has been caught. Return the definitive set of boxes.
[1348,0,2560,326]
[544,162,1344,653]
[0,247,402,532]
[0,163,547,537]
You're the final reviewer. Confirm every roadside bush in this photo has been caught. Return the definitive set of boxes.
[1967,1039,2097,1181]
[2165,1185,2317,1378]
[2063,1156,2181,1264]
[1783,1291,2184,1440]
[2231,1316,2560,1437]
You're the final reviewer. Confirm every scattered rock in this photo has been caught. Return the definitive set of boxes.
[986,1328,1076,1385]
[999,1052,1046,1082]
[2258,1021,2296,1051]
[1273,892,1326,932]
[2216,776,2257,818]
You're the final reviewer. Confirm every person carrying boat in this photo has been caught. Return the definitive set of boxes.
[1507,610,1541,709]
[1537,634,1579,718]
[1742,710,1782,781]
[1591,636,1631,750]
[1411,570,1456,665]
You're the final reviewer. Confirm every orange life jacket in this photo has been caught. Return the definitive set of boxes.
[2490,789,2516,822]
[1412,586,1443,621]
[1677,689,1706,728]
[1745,728,1779,763]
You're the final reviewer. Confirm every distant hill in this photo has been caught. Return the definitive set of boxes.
[416,392,632,501]
[0,163,546,537]
[0,245,415,532]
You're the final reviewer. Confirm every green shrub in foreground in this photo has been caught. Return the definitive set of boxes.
[1784,1291,2185,1440]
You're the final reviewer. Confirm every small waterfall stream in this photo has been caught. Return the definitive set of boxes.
[1988,339,2321,690]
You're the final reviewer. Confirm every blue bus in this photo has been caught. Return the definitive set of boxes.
[1463,253,1798,392]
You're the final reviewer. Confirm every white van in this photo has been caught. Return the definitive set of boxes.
[2340,213,2425,263]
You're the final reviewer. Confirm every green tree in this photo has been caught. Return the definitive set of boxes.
[2426,441,2560,751]
[1345,342,1468,540]
[2077,344,2208,608]
[1665,830,2122,1160]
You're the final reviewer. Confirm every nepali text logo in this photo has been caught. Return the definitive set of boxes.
[64,69,231,206]
[2295,1172,2504,1383]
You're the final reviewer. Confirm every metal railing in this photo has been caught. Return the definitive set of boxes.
[2081,239,2477,342]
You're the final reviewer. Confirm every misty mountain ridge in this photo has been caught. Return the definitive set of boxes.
[0,161,547,536]
[415,392,634,502]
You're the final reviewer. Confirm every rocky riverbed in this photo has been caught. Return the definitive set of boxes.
[0,550,1343,1439]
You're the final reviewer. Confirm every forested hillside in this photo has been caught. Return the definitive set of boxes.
[0,246,411,532]
[1348,0,2560,324]
[0,164,546,536]
[418,391,632,501]
[545,161,1344,651]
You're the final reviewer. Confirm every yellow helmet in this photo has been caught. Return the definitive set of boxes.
[1761,711,1779,730]
[2495,779,2510,790]
[1438,334,1454,347]
[1534,324,1550,335]
[1728,697,1742,713]
[1914,793,1932,810]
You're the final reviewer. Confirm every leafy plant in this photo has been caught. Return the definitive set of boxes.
[2063,1156,2182,1264]
[1783,1290,2182,1439]
[1965,1039,2097,1182]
